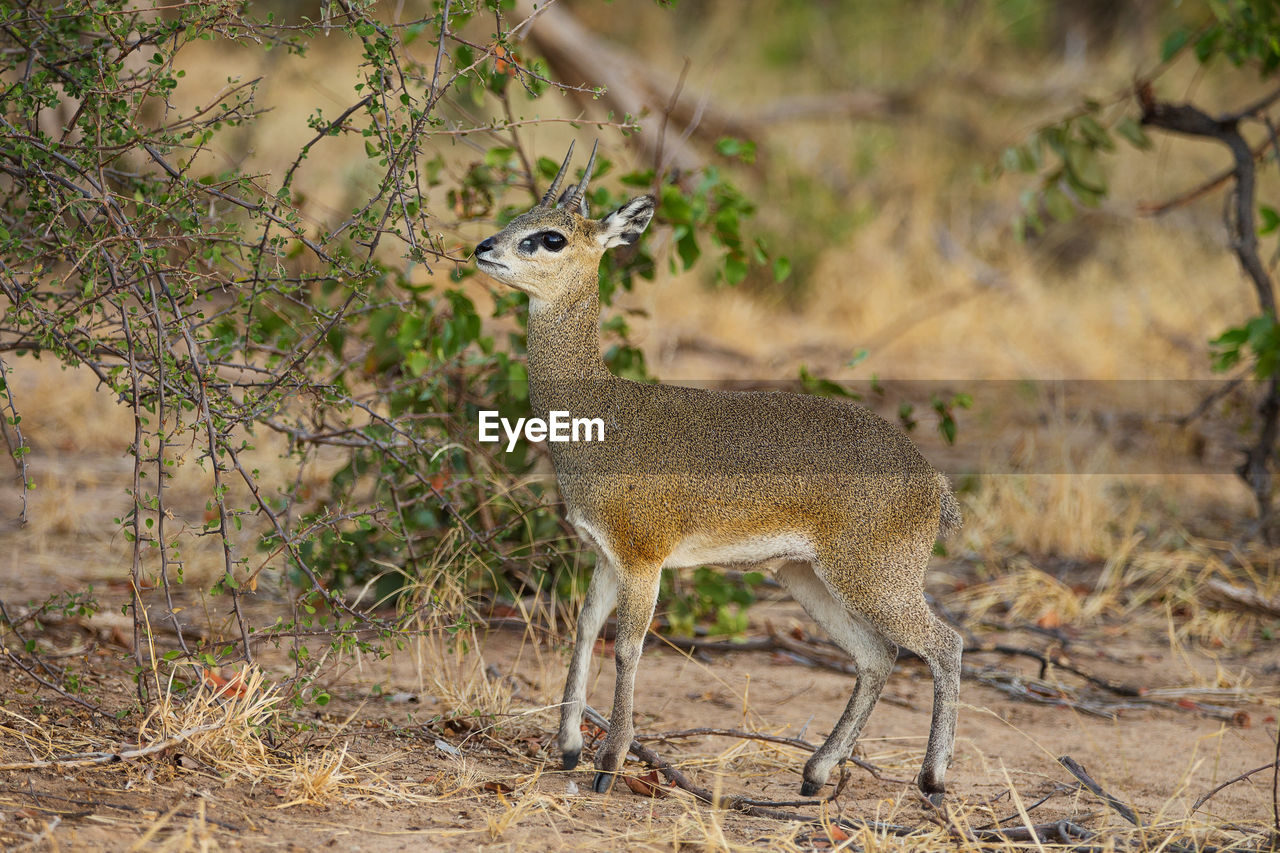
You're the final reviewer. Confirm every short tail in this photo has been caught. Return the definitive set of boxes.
[936,472,962,538]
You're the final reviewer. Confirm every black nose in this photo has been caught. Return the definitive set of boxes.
[475,237,496,256]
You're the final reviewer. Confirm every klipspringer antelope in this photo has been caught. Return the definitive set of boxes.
[474,141,963,800]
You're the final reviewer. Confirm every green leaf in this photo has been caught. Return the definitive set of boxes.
[1194,25,1222,63]
[998,146,1019,175]
[675,228,700,270]
[938,414,957,445]
[1115,116,1152,150]
[715,137,756,164]
[898,401,916,431]
[772,256,791,283]
[1212,326,1249,347]
[1161,27,1191,62]
[1076,115,1114,151]
[484,146,513,168]
[1043,183,1076,223]
[1261,205,1280,235]
[723,254,748,285]
[1064,142,1106,194]
[1016,142,1040,172]
[798,365,860,399]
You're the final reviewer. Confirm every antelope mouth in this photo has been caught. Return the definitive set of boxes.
[476,257,508,272]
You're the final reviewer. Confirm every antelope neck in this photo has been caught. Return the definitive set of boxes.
[525,287,613,416]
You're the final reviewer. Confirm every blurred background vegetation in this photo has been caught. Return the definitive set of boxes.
[2,0,1279,705]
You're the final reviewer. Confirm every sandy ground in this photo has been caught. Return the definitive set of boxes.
[0,555,1274,851]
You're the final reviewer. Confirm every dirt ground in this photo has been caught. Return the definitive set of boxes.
[0,551,1275,851]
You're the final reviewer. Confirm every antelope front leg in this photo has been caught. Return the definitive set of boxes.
[592,565,661,793]
[558,561,618,770]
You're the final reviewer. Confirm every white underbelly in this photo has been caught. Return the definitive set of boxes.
[567,509,816,571]
[662,532,816,570]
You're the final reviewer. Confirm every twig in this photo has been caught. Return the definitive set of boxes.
[1171,376,1246,427]
[0,722,222,770]
[1192,761,1278,811]
[638,725,817,752]
[976,785,1073,830]
[1273,714,1279,835]
[966,644,1146,697]
[1203,578,1280,618]
[428,0,451,104]
[1058,755,1141,827]
[0,352,29,523]
[653,56,691,194]
[0,785,241,831]
[1137,139,1269,216]
[0,648,106,717]
[1227,84,1280,122]
[635,726,902,782]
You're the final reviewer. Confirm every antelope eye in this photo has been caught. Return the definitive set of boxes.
[541,231,567,252]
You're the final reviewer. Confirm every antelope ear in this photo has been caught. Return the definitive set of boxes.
[596,195,655,249]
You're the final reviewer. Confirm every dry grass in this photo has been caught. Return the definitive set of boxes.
[1,592,1274,851]
[952,527,1280,651]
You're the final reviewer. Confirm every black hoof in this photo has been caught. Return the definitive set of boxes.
[562,748,580,771]
[919,773,946,806]
[592,771,615,794]
[800,779,822,797]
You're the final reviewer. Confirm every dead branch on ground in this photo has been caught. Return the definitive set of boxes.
[1059,755,1141,827]
[635,725,902,782]
[0,722,222,771]
[1203,578,1280,618]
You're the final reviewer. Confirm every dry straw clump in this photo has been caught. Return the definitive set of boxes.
[952,532,1279,649]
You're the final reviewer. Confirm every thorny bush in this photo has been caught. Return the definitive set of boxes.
[0,0,777,709]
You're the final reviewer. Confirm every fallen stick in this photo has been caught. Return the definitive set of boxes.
[967,644,1146,697]
[0,723,223,771]
[1058,755,1141,827]
[1203,578,1280,619]
[635,725,904,782]
[975,785,1075,830]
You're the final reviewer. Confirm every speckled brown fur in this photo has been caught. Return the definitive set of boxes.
[474,147,963,801]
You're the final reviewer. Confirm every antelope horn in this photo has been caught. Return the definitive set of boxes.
[564,140,598,211]
[539,140,575,208]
